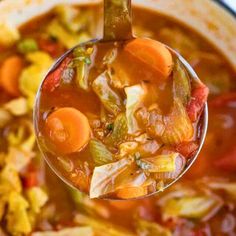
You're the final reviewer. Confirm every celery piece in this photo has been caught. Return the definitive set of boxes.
[18,38,38,54]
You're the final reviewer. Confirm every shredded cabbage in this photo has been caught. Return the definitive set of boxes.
[19,51,53,109]
[125,84,146,135]
[0,23,20,46]
[6,192,31,235]
[26,187,48,213]
[47,20,90,49]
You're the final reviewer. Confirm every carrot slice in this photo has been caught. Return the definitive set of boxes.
[0,56,24,96]
[124,38,173,79]
[116,186,147,199]
[45,107,90,154]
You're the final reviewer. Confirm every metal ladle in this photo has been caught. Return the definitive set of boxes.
[34,0,208,200]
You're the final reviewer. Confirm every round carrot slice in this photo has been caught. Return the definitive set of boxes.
[45,107,91,154]
[0,56,24,96]
[124,38,173,79]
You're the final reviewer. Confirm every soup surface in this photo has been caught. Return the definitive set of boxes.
[0,4,235,236]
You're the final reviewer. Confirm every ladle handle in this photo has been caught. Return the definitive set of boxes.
[103,0,133,41]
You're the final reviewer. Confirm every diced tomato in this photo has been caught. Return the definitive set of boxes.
[176,141,199,158]
[209,92,236,107]
[38,37,65,58]
[186,84,209,122]
[42,57,71,92]
[22,168,39,188]
[214,146,236,172]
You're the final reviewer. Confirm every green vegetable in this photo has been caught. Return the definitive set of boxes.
[136,218,171,236]
[162,98,193,145]
[32,226,93,236]
[162,196,223,220]
[173,59,191,106]
[136,153,178,173]
[119,142,138,157]
[106,113,128,146]
[18,38,38,54]
[90,139,114,166]
[6,192,31,235]
[26,187,48,213]
[0,22,20,46]
[92,72,122,115]
[125,84,146,134]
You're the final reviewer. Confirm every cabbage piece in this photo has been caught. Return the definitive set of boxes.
[4,97,28,116]
[92,72,122,115]
[173,59,191,106]
[207,180,236,200]
[0,165,22,193]
[106,113,128,146]
[90,157,149,198]
[0,108,12,128]
[6,192,31,235]
[47,20,90,49]
[119,142,138,157]
[17,38,38,54]
[32,227,94,236]
[90,139,114,166]
[19,51,53,108]
[136,153,178,173]
[26,187,48,213]
[125,85,146,134]
[162,98,194,145]
[162,196,223,221]
[74,214,135,236]
[5,147,34,171]
[0,23,20,46]
[136,218,171,236]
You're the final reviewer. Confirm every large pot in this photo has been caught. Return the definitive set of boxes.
[0,0,235,69]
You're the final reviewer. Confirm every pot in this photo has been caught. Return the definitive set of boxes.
[0,0,235,69]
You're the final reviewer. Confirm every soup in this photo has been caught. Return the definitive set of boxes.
[34,36,208,199]
[0,3,235,235]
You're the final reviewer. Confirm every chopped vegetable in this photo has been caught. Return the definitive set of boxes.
[92,72,122,115]
[42,57,71,92]
[19,51,53,108]
[125,84,146,134]
[162,196,223,221]
[124,38,173,79]
[116,186,147,199]
[176,141,199,158]
[90,157,145,198]
[17,38,38,54]
[106,113,128,146]
[32,226,94,236]
[0,56,24,96]
[173,59,191,105]
[90,139,114,166]
[26,187,48,213]
[47,20,90,49]
[6,192,31,235]
[45,107,91,154]
[186,84,209,122]
[162,99,194,145]
[0,23,20,46]
[4,97,28,116]
[136,218,171,236]
[136,153,178,173]
[119,142,138,157]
